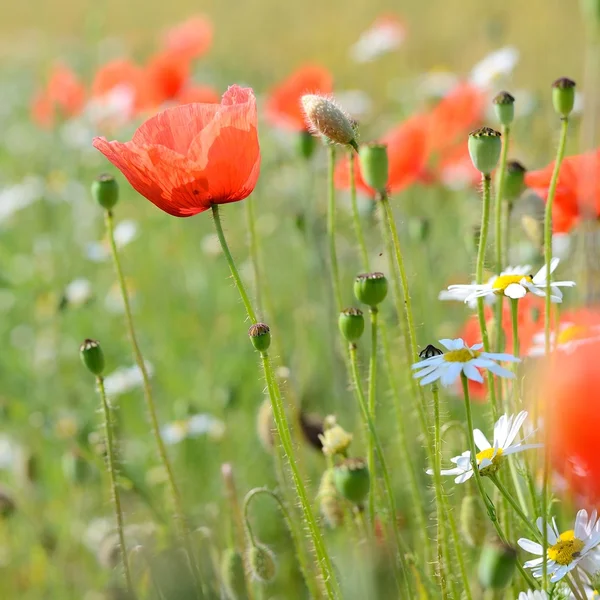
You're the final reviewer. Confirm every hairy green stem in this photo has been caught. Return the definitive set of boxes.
[367,307,379,527]
[495,126,510,275]
[490,475,539,539]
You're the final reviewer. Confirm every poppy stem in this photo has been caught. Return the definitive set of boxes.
[494,125,511,275]
[96,375,136,598]
[327,145,343,312]
[489,475,538,539]
[104,210,205,598]
[349,149,370,271]
[366,307,378,528]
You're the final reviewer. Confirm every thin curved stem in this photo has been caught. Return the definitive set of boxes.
[327,145,343,312]
[490,475,539,539]
[97,376,135,598]
[367,307,378,527]
[349,150,370,270]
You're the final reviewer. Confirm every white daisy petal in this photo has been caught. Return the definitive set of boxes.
[440,361,464,386]
[504,282,527,299]
[463,362,484,383]
[473,429,491,451]
[518,539,543,555]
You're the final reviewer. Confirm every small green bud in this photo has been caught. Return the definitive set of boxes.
[338,308,365,342]
[248,323,271,352]
[334,457,370,505]
[468,127,502,175]
[80,339,105,376]
[493,91,515,127]
[354,272,388,306]
[301,94,358,150]
[296,130,316,160]
[503,160,527,203]
[358,143,389,193]
[478,541,517,589]
[221,548,246,600]
[552,77,576,118]
[460,494,487,547]
[408,217,430,242]
[247,543,277,583]
[91,174,119,210]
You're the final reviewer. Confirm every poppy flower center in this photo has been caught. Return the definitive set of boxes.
[443,348,481,363]
[475,447,504,476]
[557,324,590,345]
[492,274,533,293]
[547,530,584,566]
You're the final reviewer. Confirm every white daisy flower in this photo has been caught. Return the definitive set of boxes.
[446,258,575,304]
[528,321,600,357]
[161,414,226,445]
[518,510,600,583]
[518,591,548,600]
[469,46,520,90]
[412,338,519,387]
[63,278,93,307]
[439,276,497,309]
[350,15,406,63]
[428,410,540,483]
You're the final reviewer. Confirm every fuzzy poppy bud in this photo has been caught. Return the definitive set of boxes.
[246,543,277,583]
[301,94,359,150]
[334,457,370,505]
[91,174,119,210]
[297,130,316,160]
[552,77,576,118]
[354,272,388,307]
[419,344,443,360]
[338,308,365,342]
[359,143,388,193]
[460,494,487,547]
[80,339,105,376]
[248,323,271,352]
[502,160,527,203]
[221,548,246,600]
[317,469,344,528]
[468,127,502,175]
[478,541,517,589]
[493,91,515,127]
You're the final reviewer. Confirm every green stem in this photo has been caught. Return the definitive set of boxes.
[97,376,135,598]
[542,116,569,590]
[327,145,343,312]
[104,210,203,598]
[245,196,263,315]
[367,307,378,527]
[503,201,513,268]
[495,126,510,275]
[490,475,539,539]
[349,150,370,270]
[510,298,520,359]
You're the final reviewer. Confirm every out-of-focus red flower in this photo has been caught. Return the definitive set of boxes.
[145,50,191,104]
[31,63,86,128]
[265,64,333,132]
[93,85,260,217]
[525,150,600,233]
[175,84,220,105]
[162,15,213,61]
[334,114,430,197]
[435,142,481,189]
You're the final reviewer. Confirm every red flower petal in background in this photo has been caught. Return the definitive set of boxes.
[265,64,333,132]
[435,142,480,190]
[163,15,213,61]
[93,85,260,217]
[176,84,220,106]
[145,50,191,104]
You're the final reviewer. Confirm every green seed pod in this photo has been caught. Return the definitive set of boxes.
[334,457,370,505]
[359,143,388,193]
[493,91,515,127]
[91,174,119,210]
[317,468,344,528]
[354,272,388,307]
[221,548,246,600]
[502,160,527,203]
[301,94,358,150]
[246,543,277,583]
[552,77,576,118]
[338,308,365,342]
[296,130,316,160]
[468,127,502,175]
[80,339,105,376]
[478,541,517,589]
[460,494,487,547]
[248,323,271,352]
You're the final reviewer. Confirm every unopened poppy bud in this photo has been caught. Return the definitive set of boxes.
[334,457,370,505]
[248,323,271,352]
[478,540,517,589]
[408,217,430,242]
[493,91,515,127]
[246,543,277,583]
[552,77,576,118]
[468,127,502,175]
[338,308,365,342]
[221,548,246,600]
[419,344,443,360]
[301,94,358,150]
[317,468,344,528]
[460,494,487,547]
[503,160,527,203]
[359,144,388,193]
[296,130,316,160]
[80,339,105,376]
[354,272,388,307]
[91,174,119,210]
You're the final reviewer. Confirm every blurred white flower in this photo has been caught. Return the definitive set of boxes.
[0,435,20,470]
[201,233,222,257]
[0,177,45,225]
[86,220,139,262]
[161,414,226,445]
[350,14,406,63]
[415,71,459,101]
[63,278,93,307]
[335,90,373,120]
[469,46,519,90]
[103,362,153,397]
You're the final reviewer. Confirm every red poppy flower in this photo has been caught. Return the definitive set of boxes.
[31,63,85,128]
[175,84,220,106]
[334,114,429,197]
[265,64,333,131]
[93,85,260,217]
[145,50,191,104]
[163,15,213,61]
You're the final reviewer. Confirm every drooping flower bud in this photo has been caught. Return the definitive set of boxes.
[502,160,527,203]
[493,91,515,127]
[468,127,502,175]
[318,423,353,457]
[354,272,388,307]
[552,77,576,118]
[246,543,277,583]
[317,468,344,528]
[419,344,443,360]
[221,548,246,600]
[338,308,365,342]
[296,130,316,160]
[248,323,271,352]
[478,540,517,589]
[301,94,359,150]
[334,457,370,505]
[80,339,105,376]
[359,143,388,193]
[460,494,487,547]
[91,174,119,210]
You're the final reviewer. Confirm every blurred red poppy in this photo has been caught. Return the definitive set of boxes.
[175,84,220,105]
[93,85,260,217]
[163,15,213,61]
[265,64,333,131]
[31,63,86,128]
[435,142,480,189]
[334,114,429,197]
[145,50,191,104]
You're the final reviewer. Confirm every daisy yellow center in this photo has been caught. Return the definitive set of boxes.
[492,274,533,293]
[557,324,589,345]
[475,447,504,476]
[443,348,481,362]
[547,530,584,566]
